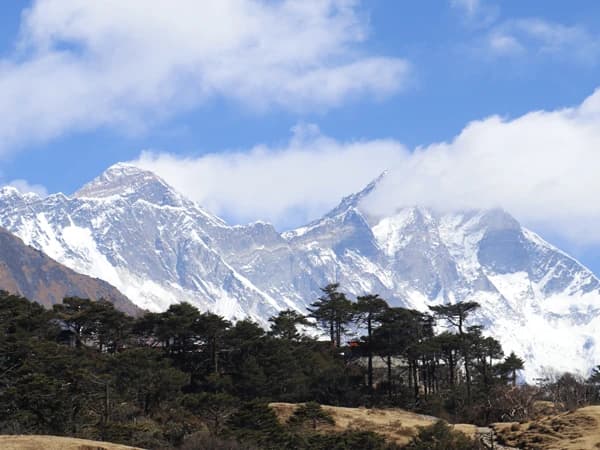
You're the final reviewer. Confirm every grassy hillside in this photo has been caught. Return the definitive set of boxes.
[0,435,143,450]
[270,402,477,446]
[493,405,600,449]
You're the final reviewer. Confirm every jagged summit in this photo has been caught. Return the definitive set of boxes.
[282,172,387,240]
[74,162,184,207]
[326,171,387,219]
[0,185,42,200]
[0,185,21,196]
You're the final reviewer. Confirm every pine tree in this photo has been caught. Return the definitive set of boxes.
[308,283,354,347]
[502,352,525,386]
[268,309,309,341]
[287,402,335,431]
[355,294,389,396]
[429,301,480,403]
[405,420,480,450]
[433,331,461,387]
[373,307,433,403]
[196,312,231,375]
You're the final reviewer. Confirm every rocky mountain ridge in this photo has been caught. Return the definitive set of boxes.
[0,163,599,379]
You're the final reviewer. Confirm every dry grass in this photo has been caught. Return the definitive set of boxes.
[0,435,144,450]
[269,402,477,445]
[493,405,600,450]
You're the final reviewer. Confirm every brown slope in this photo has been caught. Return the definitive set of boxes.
[0,435,144,450]
[0,227,141,315]
[270,402,477,446]
[493,405,600,449]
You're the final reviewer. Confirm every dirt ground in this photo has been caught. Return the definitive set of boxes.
[270,402,477,446]
[493,405,600,449]
[0,435,144,450]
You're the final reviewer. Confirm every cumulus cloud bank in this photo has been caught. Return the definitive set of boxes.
[136,124,409,229]
[136,89,600,244]
[365,89,600,243]
[0,0,409,155]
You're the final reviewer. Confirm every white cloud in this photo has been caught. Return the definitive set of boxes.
[134,124,408,229]
[0,0,410,155]
[364,88,600,244]
[6,179,48,196]
[136,89,600,245]
[487,18,600,63]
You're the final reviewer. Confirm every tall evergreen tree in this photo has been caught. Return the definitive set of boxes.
[501,352,525,386]
[355,294,389,396]
[308,284,354,347]
[429,301,480,403]
[196,312,232,375]
[372,307,432,402]
[433,331,461,387]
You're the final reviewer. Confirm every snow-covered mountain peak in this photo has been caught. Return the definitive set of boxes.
[325,171,387,219]
[472,208,521,232]
[0,186,24,205]
[0,185,21,196]
[0,186,44,210]
[74,162,185,207]
[371,207,436,255]
[2,165,600,379]
[283,173,388,241]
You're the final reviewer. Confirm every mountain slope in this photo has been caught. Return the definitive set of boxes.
[0,226,139,315]
[1,164,599,378]
[0,165,284,323]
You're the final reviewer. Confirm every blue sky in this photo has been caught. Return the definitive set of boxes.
[1,0,600,273]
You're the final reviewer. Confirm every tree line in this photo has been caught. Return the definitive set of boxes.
[0,285,564,449]
[308,284,525,419]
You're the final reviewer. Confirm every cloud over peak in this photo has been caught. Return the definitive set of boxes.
[136,89,600,245]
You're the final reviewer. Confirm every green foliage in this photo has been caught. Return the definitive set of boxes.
[429,302,481,333]
[268,309,309,341]
[306,429,401,450]
[287,402,334,430]
[98,420,169,449]
[0,291,54,337]
[183,392,239,434]
[111,347,188,415]
[308,283,354,347]
[405,421,480,450]
[499,351,525,386]
[355,294,389,327]
[227,401,294,449]
[0,286,530,448]
[180,431,259,450]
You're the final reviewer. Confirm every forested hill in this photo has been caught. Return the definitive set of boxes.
[3,285,597,449]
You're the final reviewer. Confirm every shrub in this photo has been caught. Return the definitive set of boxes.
[287,402,335,431]
[405,421,481,450]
